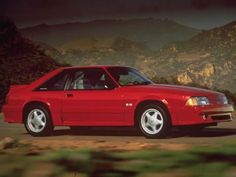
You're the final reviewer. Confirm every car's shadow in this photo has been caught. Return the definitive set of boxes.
[52,127,142,137]
[49,127,236,138]
[179,128,236,138]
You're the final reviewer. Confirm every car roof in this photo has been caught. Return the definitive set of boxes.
[61,65,132,70]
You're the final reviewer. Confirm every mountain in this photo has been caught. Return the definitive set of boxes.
[36,20,236,94]
[50,36,152,66]
[20,18,200,51]
[17,17,236,95]
[0,16,61,107]
[137,21,236,92]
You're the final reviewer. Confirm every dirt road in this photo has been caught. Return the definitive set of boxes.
[1,113,236,151]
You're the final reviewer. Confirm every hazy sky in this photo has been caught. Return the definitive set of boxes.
[1,0,236,29]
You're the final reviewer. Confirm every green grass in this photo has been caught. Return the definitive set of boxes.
[1,143,236,177]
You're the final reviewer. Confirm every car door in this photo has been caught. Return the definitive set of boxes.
[61,68,125,126]
[35,70,70,125]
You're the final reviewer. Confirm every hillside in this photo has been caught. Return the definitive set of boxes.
[52,36,151,66]
[18,18,236,94]
[50,20,236,94]
[139,21,236,92]
[0,17,61,106]
[20,18,199,51]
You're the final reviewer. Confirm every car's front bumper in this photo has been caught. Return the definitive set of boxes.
[200,105,233,122]
[171,104,234,126]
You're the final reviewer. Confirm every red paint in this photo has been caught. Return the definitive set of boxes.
[3,66,234,127]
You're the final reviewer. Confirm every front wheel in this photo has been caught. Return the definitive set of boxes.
[137,104,171,138]
[24,105,53,136]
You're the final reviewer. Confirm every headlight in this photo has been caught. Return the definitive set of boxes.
[186,97,210,106]
[220,95,228,105]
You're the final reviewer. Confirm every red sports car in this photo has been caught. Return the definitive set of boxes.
[3,66,234,138]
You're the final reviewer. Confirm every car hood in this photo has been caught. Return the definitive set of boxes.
[124,84,222,97]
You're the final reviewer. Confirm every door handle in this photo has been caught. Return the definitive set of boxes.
[66,93,73,97]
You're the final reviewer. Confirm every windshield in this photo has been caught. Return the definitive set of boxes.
[107,67,152,86]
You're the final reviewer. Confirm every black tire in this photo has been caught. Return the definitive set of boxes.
[24,105,53,136]
[137,104,171,138]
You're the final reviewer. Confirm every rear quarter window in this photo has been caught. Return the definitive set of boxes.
[35,70,69,91]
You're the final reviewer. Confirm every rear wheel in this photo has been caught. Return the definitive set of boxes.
[137,104,171,138]
[24,105,53,136]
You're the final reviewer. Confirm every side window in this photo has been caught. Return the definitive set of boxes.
[37,71,69,91]
[119,71,144,85]
[69,68,116,90]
